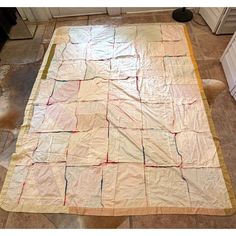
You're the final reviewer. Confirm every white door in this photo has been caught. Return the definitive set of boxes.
[199,8,226,33]
[121,7,174,14]
[49,8,107,18]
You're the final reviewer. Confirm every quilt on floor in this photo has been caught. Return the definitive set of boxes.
[0,23,235,216]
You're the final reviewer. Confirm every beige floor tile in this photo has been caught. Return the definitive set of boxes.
[43,213,80,228]
[195,215,236,228]
[131,215,198,228]
[5,213,56,228]
[55,19,88,28]
[0,25,46,64]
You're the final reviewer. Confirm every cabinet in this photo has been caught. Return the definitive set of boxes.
[199,8,236,35]
[220,32,236,100]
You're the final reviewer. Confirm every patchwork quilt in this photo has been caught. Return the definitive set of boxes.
[0,23,235,216]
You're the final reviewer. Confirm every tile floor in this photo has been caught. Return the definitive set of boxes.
[0,10,236,228]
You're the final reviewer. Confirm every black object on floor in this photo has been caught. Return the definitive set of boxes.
[172,7,193,22]
[0,8,17,50]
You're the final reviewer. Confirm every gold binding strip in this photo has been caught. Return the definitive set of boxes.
[183,25,236,215]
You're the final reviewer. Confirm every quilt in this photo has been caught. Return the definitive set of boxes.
[0,23,235,216]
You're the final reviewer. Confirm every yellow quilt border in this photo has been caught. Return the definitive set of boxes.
[184,25,236,215]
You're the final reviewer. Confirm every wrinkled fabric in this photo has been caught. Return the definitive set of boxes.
[143,129,180,166]
[148,41,188,57]
[67,128,108,165]
[176,131,219,167]
[110,77,140,100]
[85,60,110,80]
[63,43,87,60]
[19,163,66,206]
[34,79,55,105]
[182,168,232,208]
[49,80,80,104]
[33,133,70,162]
[57,60,87,81]
[111,57,138,79]
[77,78,108,101]
[145,167,190,207]
[109,126,143,163]
[76,101,108,131]
[66,166,102,208]
[0,24,234,216]
[108,100,142,129]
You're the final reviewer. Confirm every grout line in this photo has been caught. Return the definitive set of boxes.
[129,216,133,229]
[3,212,10,229]
[43,214,58,228]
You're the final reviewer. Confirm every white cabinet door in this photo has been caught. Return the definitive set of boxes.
[216,8,236,34]
[220,32,236,100]
[199,8,226,33]
[49,8,107,18]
